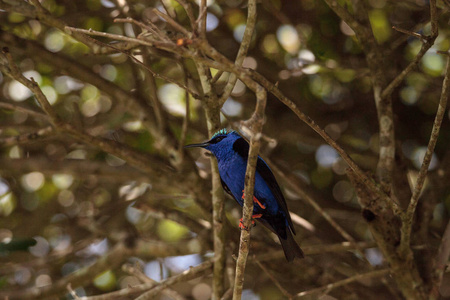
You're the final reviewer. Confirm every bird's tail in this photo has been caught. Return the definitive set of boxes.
[279,229,304,262]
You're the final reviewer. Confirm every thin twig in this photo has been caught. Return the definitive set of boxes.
[295,269,390,298]
[255,241,377,261]
[67,283,81,300]
[267,159,361,247]
[133,202,209,234]
[0,243,130,299]
[232,85,267,300]
[27,0,136,54]
[64,26,168,48]
[197,0,208,39]
[178,63,191,154]
[321,0,368,37]
[122,263,185,300]
[174,0,196,30]
[143,47,170,132]
[1,49,60,124]
[391,26,424,40]
[254,258,293,298]
[399,53,450,257]
[211,70,224,83]
[114,17,166,41]
[133,260,213,300]
[0,102,49,120]
[122,263,155,284]
[430,220,450,299]
[218,0,257,106]
[152,8,191,36]
[381,0,438,100]
[0,126,54,147]
[86,31,200,100]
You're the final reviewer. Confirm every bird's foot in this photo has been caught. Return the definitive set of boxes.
[239,214,262,231]
[241,190,266,209]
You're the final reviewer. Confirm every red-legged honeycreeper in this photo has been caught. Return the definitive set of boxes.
[185,129,304,261]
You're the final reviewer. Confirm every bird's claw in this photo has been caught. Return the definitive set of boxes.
[241,190,266,209]
[239,218,255,231]
[239,214,263,231]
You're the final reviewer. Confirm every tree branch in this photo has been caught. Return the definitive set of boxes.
[0,126,54,147]
[0,243,131,300]
[232,85,267,300]
[133,259,214,300]
[295,269,389,298]
[0,0,138,54]
[399,52,450,257]
[255,241,377,261]
[218,0,257,106]
[382,0,438,100]
[430,220,450,299]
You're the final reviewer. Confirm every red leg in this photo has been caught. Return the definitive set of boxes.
[241,190,266,209]
[239,214,263,230]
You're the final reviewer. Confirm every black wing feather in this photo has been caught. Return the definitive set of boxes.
[233,137,296,235]
[220,178,233,197]
[256,158,296,235]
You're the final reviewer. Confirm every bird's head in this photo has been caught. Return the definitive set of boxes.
[185,129,241,161]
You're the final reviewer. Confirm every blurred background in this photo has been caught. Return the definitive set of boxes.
[0,0,449,299]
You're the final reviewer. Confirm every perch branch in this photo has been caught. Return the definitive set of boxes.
[232,85,267,300]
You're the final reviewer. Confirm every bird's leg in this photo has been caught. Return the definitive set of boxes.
[239,214,262,231]
[241,190,266,209]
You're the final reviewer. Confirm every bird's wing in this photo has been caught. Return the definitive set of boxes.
[220,177,233,197]
[256,157,296,235]
[233,136,296,235]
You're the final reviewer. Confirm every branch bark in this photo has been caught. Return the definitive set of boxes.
[399,52,450,257]
[232,85,267,300]
[295,269,389,298]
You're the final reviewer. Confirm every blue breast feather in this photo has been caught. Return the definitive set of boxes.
[218,152,283,216]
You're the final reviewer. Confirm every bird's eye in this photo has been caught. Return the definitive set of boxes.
[214,136,225,143]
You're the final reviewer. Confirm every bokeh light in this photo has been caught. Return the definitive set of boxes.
[21,172,45,192]
[29,236,50,257]
[315,145,339,168]
[222,98,243,117]
[145,260,169,281]
[93,270,117,291]
[158,83,187,116]
[277,25,300,54]
[206,13,219,32]
[157,220,189,242]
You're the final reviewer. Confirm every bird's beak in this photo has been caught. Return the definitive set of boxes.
[184,141,210,149]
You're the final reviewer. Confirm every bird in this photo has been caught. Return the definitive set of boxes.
[185,129,304,261]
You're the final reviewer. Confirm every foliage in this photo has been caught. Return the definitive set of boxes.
[0,0,449,299]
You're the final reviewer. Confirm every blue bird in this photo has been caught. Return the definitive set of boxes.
[185,129,304,261]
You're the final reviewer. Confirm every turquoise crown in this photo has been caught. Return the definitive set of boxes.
[211,128,235,139]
